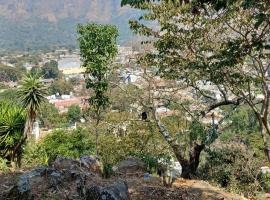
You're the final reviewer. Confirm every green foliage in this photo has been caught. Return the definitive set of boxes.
[102,163,113,179]
[41,60,60,79]
[220,107,264,159]
[99,120,170,168]
[259,173,270,192]
[110,84,140,112]
[49,79,73,95]
[0,101,26,164]
[0,65,22,82]
[0,89,19,102]
[39,128,95,162]
[189,121,208,143]
[22,139,48,168]
[18,73,48,116]
[39,102,68,129]
[0,83,7,89]
[77,23,118,111]
[199,145,261,197]
[67,105,81,122]
[0,158,9,173]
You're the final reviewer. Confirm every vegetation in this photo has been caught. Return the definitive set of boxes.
[18,73,47,138]
[68,105,82,123]
[41,60,60,79]
[0,101,26,167]
[49,79,73,95]
[23,128,95,167]
[39,102,68,129]
[0,1,270,198]
[0,65,22,82]
[121,0,270,178]
[77,23,118,156]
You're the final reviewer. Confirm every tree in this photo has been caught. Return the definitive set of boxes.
[123,0,270,176]
[0,101,26,168]
[42,60,60,79]
[68,105,81,123]
[18,73,47,138]
[49,79,73,95]
[77,23,118,156]
[0,65,21,82]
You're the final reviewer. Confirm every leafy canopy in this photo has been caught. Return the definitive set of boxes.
[18,73,48,117]
[77,23,118,111]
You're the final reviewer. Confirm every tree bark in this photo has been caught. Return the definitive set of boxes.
[259,121,270,162]
[152,109,204,179]
[257,114,270,163]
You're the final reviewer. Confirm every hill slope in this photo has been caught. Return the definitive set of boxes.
[0,0,140,50]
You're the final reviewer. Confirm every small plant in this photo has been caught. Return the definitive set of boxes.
[102,163,113,179]
[259,173,270,193]
[0,158,9,173]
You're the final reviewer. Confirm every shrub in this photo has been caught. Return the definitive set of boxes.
[0,158,9,173]
[22,139,48,168]
[198,144,261,197]
[23,128,95,166]
[67,105,81,123]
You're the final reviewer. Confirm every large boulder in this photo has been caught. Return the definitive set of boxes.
[7,167,48,200]
[85,180,130,200]
[51,156,101,175]
[116,157,146,174]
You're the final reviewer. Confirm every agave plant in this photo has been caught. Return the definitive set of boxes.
[18,73,48,138]
[0,101,26,167]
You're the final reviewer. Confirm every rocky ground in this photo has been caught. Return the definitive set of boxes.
[0,157,249,200]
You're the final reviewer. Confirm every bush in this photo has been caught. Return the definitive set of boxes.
[39,102,68,129]
[22,139,48,168]
[23,128,95,166]
[68,105,81,123]
[198,144,261,197]
[259,173,270,193]
[0,158,9,173]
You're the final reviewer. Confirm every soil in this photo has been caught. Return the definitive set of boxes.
[0,171,249,200]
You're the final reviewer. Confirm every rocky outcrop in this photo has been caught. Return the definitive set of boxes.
[5,156,129,200]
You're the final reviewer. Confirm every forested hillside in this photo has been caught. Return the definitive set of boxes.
[0,0,139,50]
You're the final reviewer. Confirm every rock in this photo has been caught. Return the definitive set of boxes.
[51,156,101,175]
[80,156,101,174]
[85,180,130,200]
[51,157,80,171]
[7,167,47,200]
[116,156,146,174]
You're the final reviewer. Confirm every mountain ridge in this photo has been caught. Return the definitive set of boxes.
[0,0,139,50]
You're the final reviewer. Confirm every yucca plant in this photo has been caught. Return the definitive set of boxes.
[18,73,48,138]
[0,101,26,167]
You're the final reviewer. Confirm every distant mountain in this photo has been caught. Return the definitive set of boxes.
[0,0,140,50]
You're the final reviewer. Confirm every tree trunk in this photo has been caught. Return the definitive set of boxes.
[95,125,99,157]
[174,143,205,179]
[152,109,204,179]
[258,117,270,163]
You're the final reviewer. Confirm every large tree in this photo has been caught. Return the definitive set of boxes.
[77,23,118,156]
[42,60,60,79]
[18,73,47,138]
[122,0,270,176]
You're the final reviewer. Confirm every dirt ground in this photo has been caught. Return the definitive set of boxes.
[0,171,250,200]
